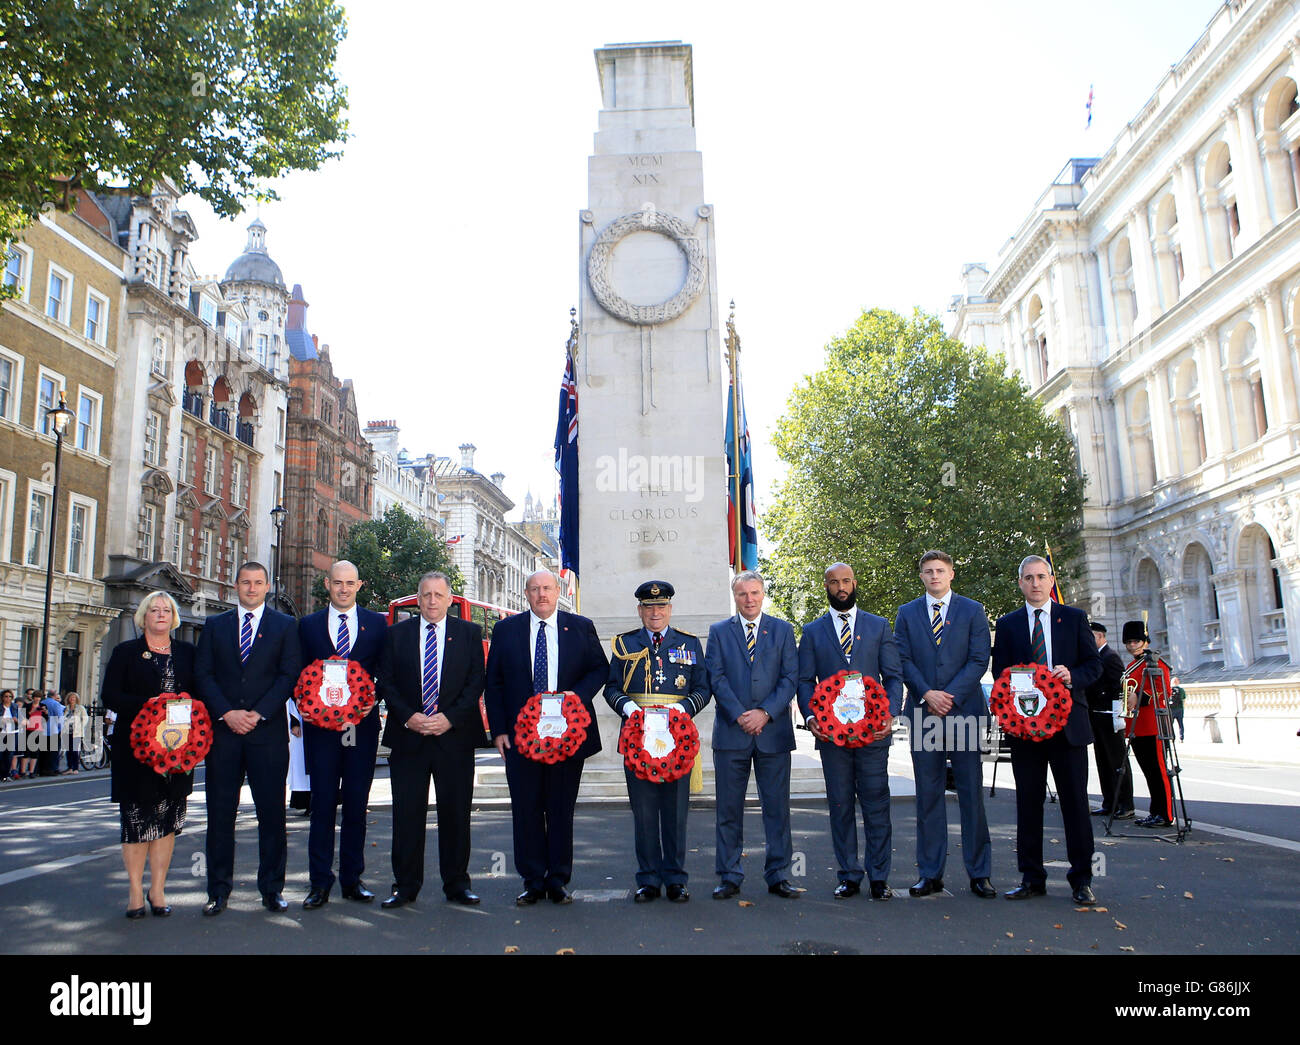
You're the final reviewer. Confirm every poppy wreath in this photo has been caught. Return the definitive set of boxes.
[514,692,591,764]
[808,670,891,747]
[617,706,700,784]
[129,692,213,775]
[293,659,377,731]
[988,664,1072,741]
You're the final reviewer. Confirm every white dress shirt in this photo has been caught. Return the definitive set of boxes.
[237,602,266,642]
[328,605,359,656]
[529,611,559,692]
[1025,601,1054,667]
[927,592,951,628]
[420,616,447,690]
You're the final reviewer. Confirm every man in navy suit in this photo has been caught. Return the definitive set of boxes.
[707,570,800,900]
[378,571,485,908]
[195,561,302,914]
[798,563,903,900]
[485,570,607,905]
[298,561,388,909]
[991,555,1102,906]
[894,550,994,899]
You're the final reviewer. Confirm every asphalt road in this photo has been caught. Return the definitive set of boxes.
[2,746,1297,957]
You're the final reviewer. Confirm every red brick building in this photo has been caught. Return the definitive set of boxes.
[281,284,373,612]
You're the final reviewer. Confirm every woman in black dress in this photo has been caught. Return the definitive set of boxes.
[101,591,196,918]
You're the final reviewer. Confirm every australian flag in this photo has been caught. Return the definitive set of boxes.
[554,351,580,577]
[725,372,758,571]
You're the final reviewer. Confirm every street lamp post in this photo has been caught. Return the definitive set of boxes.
[270,504,287,612]
[38,394,76,694]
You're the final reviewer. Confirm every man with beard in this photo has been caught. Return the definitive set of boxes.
[894,551,995,899]
[796,563,903,899]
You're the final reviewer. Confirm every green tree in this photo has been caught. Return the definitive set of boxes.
[764,308,1086,629]
[310,506,465,612]
[0,0,348,249]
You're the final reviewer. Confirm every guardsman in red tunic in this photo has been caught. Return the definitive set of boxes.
[1121,620,1174,827]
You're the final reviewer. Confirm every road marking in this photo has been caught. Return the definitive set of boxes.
[573,889,627,902]
[1179,778,1300,799]
[1193,821,1300,853]
[0,845,117,886]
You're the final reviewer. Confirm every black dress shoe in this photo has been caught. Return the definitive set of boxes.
[547,885,574,905]
[303,888,329,910]
[381,893,412,909]
[341,883,375,902]
[712,881,740,900]
[515,888,545,906]
[1072,884,1098,906]
[634,885,660,903]
[447,889,480,906]
[202,896,227,917]
[262,893,288,913]
[970,877,997,899]
[666,884,689,903]
[1005,883,1047,900]
[125,906,146,920]
[1090,807,1112,817]
[869,881,891,900]
[833,881,860,899]
[909,877,943,897]
[768,880,799,899]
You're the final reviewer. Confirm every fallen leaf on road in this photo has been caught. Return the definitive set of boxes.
[1114,920,1127,930]
[1120,945,1135,952]
[1053,924,1063,929]
[1221,857,1235,863]
[1156,884,1165,889]
[1183,891,1194,899]
[738,900,754,907]
[504,945,519,953]
[1095,906,1109,912]
[693,928,703,932]
[1005,932,1014,938]
[556,948,575,955]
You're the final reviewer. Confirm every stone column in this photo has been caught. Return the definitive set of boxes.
[1195,330,1230,458]
[1128,207,1158,330]
[1147,368,1176,481]
[1261,128,1298,216]
[1228,98,1270,242]
[1212,568,1251,670]
[1254,284,1297,427]
[1094,244,1117,352]
[1172,158,1211,283]
[1279,554,1300,669]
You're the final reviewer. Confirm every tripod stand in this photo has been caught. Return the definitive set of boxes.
[1105,650,1191,843]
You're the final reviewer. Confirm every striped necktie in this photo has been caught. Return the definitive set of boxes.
[1031,608,1047,665]
[336,614,351,658]
[239,612,254,663]
[421,623,439,715]
[533,621,548,695]
[745,621,756,663]
[838,613,852,658]
[931,602,944,646]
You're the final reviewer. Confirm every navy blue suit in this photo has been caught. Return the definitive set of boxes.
[797,609,903,886]
[992,602,1102,889]
[297,606,387,893]
[484,610,607,891]
[195,605,302,901]
[707,613,798,887]
[894,593,992,882]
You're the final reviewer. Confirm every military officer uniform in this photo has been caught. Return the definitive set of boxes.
[605,581,711,902]
[1121,620,1175,827]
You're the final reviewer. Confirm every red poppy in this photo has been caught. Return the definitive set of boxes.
[130,692,213,774]
[618,707,699,783]
[514,692,590,764]
[293,660,377,731]
[808,670,890,747]
[987,664,1072,741]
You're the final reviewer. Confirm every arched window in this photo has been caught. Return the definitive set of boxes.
[1182,542,1218,665]
[1224,322,1266,447]
[1204,141,1236,267]
[1127,387,1157,495]
[1134,557,1168,651]
[1152,193,1182,310]
[1111,236,1137,337]
[317,510,330,553]
[1260,77,1299,215]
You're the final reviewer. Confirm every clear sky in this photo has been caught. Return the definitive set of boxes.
[184,0,1225,532]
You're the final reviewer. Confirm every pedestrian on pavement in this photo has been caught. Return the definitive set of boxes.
[101,591,197,919]
[20,697,42,779]
[63,692,88,773]
[1,690,18,781]
[40,690,64,776]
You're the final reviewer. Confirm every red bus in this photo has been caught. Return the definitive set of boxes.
[385,591,513,741]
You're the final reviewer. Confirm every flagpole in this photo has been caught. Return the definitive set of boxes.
[567,307,580,612]
[725,300,742,573]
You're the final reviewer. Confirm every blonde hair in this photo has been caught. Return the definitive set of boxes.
[133,591,182,632]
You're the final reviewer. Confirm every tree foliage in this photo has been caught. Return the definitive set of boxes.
[764,308,1086,628]
[310,506,465,613]
[0,0,348,246]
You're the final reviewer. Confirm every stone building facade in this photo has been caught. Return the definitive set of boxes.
[282,284,373,612]
[950,0,1300,745]
[0,199,124,695]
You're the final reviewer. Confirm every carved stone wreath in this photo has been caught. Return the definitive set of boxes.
[587,210,706,326]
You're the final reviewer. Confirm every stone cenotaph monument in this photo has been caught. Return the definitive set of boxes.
[576,41,731,646]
